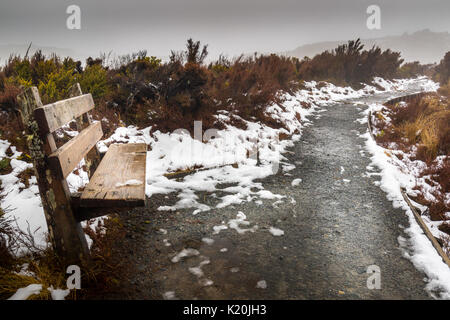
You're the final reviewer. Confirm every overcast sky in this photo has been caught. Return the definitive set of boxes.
[0,0,449,59]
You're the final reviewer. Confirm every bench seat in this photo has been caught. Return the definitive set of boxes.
[79,143,147,207]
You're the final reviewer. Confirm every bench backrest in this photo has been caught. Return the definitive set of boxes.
[34,93,103,179]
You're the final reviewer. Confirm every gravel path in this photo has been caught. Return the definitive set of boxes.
[115,89,432,300]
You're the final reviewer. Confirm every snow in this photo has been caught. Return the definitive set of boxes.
[157,228,168,235]
[2,76,441,297]
[228,212,258,234]
[171,248,200,263]
[48,286,71,300]
[97,78,401,217]
[212,224,228,235]
[269,227,285,236]
[188,259,210,278]
[198,278,214,287]
[256,280,267,289]
[162,291,176,300]
[0,141,48,252]
[360,81,450,299]
[201,237,215,245]
[115,179,143,187]
[8,284,42,300]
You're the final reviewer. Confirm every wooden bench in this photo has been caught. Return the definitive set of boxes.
[16,83,147,263]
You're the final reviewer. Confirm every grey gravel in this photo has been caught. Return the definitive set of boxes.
[113,89,433,300]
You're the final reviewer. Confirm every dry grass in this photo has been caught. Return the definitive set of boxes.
[382,95,450,163]
[0,213,129,300]
[373,94,450,243]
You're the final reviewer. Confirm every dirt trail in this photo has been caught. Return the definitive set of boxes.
[113,88,432,299]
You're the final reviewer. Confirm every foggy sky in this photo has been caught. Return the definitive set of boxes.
[0,0,449,60]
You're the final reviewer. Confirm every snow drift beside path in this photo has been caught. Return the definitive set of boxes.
[360,80,450,299]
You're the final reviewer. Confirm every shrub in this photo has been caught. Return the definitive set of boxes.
[397,61,431,78]
[297,39,404,87]
[38,67,77,104]
[78,64,109,100]
[434,51,450,84]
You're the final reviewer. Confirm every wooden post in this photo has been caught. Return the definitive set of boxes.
[17,87,89,264]
[68,83,101,178]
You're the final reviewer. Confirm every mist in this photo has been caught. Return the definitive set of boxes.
[0,0,449,60]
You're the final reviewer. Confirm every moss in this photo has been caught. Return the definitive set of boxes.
[0,158,12,175]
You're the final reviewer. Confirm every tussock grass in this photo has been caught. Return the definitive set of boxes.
[374,92,450,246]
[387,95,449,162]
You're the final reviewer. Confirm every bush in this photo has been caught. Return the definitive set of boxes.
[297,39,404,87]
[78,64,109,100]
[434,51,450,85]
[397,61,431,78]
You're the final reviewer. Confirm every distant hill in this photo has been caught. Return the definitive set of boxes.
[0,43,83,64]
[284,29,450,65]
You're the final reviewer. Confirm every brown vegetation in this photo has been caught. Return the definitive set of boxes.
[373,51,450,242]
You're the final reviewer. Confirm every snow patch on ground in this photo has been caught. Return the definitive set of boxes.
[269,227,285,236]
[7,284,42,300]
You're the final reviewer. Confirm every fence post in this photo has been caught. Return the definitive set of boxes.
[16,86,89,264]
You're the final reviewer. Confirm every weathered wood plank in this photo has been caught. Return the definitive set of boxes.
[17,87,89,264]
[49,121,103,178]
[68,83,101,178]
[34,94,95,133]
[80,143,147,207]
